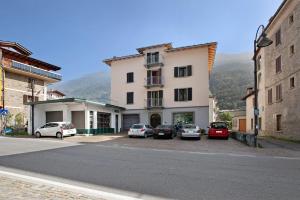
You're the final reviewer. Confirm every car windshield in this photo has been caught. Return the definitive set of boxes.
[131,124,143,129]
[211,122,227,129]
[183,124,196,129]
[157,125,173,129]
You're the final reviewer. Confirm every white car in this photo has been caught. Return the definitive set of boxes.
[35,122,76,138]
[180,124,201,140]
[128,124,154,138]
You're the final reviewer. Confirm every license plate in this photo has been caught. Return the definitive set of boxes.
[216,131,222,133]
[159,132,164,136]
[189,131,193,134]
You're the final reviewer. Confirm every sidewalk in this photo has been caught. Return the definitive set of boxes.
[258,136,300,157]
[0,174,102,200]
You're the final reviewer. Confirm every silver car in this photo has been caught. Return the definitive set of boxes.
[128,124,154,138]
[180,124,201,140]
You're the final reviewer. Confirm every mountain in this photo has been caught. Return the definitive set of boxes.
[210,53,253,110]
[51,72,111,103]
[51,53,253,110]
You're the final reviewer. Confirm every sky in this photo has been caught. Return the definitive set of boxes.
[0,0,283,81]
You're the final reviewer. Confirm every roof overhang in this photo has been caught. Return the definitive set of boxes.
[25,98,125,110]
[0,40,32,56]
[1,48,61,71]
[136,43,172,54]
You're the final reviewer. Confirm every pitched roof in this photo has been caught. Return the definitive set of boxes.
[136,43,172,53]
[0,40,32,56]
[103,42,217,72]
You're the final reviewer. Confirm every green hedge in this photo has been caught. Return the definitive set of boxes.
[77,128,115,135]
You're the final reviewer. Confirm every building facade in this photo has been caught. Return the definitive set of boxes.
[253,0,300,139]
[27,98,123,134]
[104,42,217,130]
[47,89,66,100]
[0,41,61,126]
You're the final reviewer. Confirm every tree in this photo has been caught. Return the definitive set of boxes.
[14,113,24,128]
[218,112,232,122]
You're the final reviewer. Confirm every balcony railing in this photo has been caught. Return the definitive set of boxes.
[144,55,164,68]
[144,76,164,87]
[145,98,163,108]
[11,60,62,81]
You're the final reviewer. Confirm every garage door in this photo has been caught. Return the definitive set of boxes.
[122,114,140,131]
[71,111,85,129]
[46,111,63,123]
[239,119,246,132]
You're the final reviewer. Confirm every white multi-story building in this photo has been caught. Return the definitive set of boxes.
[104,42,217,130]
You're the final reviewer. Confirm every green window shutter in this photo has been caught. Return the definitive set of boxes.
[174,67,178,77]
[187,65,192,76]
[174,89,178,101]
[188,88,192,101]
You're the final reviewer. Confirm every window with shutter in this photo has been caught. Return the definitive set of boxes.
[275,29,281,46]
[188,88,192,100]
[174,67,179,77]
[276,56,282,73]
[127,72,134,83]
[174,89,178,101]
[127,92,134,104]
[187,65,192,76]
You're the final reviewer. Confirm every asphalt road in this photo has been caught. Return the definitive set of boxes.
[0,138,300,200]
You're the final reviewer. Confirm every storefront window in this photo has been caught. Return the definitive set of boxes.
[173,112,194,125]
[97,112,111,128]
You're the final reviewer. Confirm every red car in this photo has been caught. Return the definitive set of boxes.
[208,122,229,139]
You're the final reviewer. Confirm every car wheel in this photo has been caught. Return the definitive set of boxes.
[144,132,147,138]
[170,133,174,139]
[153,135,157,139]
[35,132,41,138]
[197,137,201,140]
[128,135,133,138]
[56,132,62,139]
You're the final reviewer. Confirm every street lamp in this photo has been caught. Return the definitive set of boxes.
[253,25,273,147]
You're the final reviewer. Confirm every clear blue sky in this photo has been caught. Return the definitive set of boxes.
[0,0,282,81]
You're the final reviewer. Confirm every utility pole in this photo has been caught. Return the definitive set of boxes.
[30,78,35,135]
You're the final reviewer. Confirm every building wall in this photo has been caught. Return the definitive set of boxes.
[4,71,46,124]
[232,116,246,132]
[246,95,254,133]
[110,44,211,128]
[122,106,208,129]
[263,0,300,139]
[110,46,210,109]
[29,102,122,134]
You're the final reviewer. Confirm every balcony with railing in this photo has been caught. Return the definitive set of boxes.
[144,54,164,68]
[145,98,163,109]
[11,60,62,81]
[144,76,164,88]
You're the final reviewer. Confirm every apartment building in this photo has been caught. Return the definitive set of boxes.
[250,0,300,139]
[104,42,217,130]
[0,40,61,125]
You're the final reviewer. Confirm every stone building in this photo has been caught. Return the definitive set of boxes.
[249,0,300,140]
[0,40,61,126]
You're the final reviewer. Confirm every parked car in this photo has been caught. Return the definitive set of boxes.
[207,122,229,139]
[180,124,201,140]
[128,124,154,138]
[35,122,76,138]
[153,125,177,139]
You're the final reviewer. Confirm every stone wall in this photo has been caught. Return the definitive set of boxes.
[264,1,300,140]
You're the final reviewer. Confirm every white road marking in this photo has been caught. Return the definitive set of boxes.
[0,169,147,200]
[94,144,300,160]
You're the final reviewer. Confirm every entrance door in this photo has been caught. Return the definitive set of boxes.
[115,114,119,133]
[239,119,246,132]
[150,113,161,128]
